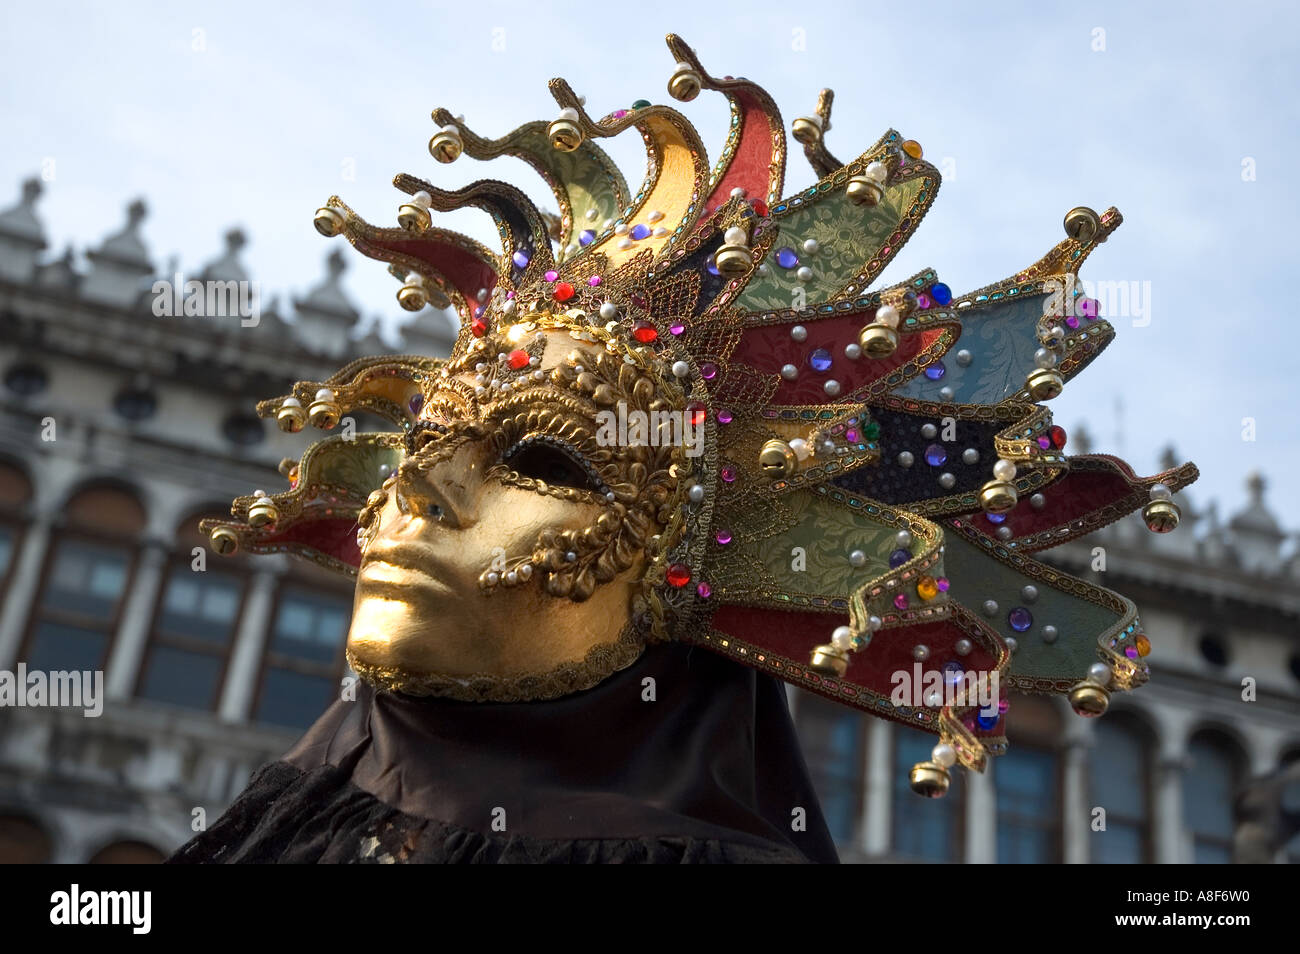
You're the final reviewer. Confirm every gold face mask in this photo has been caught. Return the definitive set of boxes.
[347,323,686,700]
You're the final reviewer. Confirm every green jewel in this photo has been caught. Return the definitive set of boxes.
[632,99,651,109]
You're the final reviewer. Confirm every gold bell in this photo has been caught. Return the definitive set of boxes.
[313,206,345,237]
[1064,206,1101,243]
[858,323,899,358]
[397,192,432,233]
[909,761,951,798]
[667,63,702,102]
[247,494,279,529]
[791,115,823,146]
[397,276,428,312]
[548,113,584,152]
[1068,680,1110,718]
[845,174,884,206]
[308,390,341,429]
[1026,367,1065,401]
[209,526,239,555]
[759,439,796,478]
[427,127,463,164]
[978,478,1018,514]
[1142,498,1181,533]
[275,398,306,433]
[808,644,849,677]
[713,243,752,276]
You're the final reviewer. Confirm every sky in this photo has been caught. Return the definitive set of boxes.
[2,0,1297,540]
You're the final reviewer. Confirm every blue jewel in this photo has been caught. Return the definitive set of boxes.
[775,247,799,269]
[930,282,952,306]
[976,710,999,730]
[924,443,947,467]
[1008,607,1033,632]
[986,512,1006,524]
[889,548,911,568]
[924,362,946,381]
[809,348,832,372]
[631,223,652,240]
[579,229,596,247]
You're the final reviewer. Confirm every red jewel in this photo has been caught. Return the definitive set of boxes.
[686,402,706,427]
[471,317,488,338]
[553,282,575,302]
[666,563,691,587]
[507,349,530,370]
[633,321,658,343]
[1049,425,1067,449]
[750,198,768,217]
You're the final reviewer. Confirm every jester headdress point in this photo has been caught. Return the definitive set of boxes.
[203,34,1198,797]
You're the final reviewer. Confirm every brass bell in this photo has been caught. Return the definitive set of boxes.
[1068,680,1110,718]
[714,239,752,276]
[276,398,306,433]
[308,389,341,429]
[978,478,1018,514]
[397,274,428,312]
[1142,498,1181,533]
[277,457,297,478]
[313,206,345,237]
[397,191,432,232]
[548,110,584,152]
[809,644,849,677]
[858,323,899,358]
[759,439,796,478]
[209,526,239,555]
[247,494,278,529]
[791,115,823,146]
[1064,206,1101,243]
[667,63,702,102]
[427,127,463,164]
[846,174,884,206]
[1026,367,1065,401]
[909,761,951,798]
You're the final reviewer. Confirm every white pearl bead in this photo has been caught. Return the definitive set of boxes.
[758,263,769,275]
[1041,625,1058,643]
[586,208,599,221]
[939,387,954,401]
[505,570,518,585]
[1005,636,1018,653]
[796,266,813,282]
[913,644,930,661]
[281,396,302,408]
[730,186,747,198]
[864,160,888,182]
[896,530,913,547]
[781,364,798,380]
[1034,347,1058,369]
[824,379,841,396]
[993,458,1017,482]
[897,451,914,467]
[868,615,882,631]
[802,238,819,254]
[982,600,999,617]
[688,484,705,503]
[790,325,808,342]
[1088,662,1112,685]
[653,227,668,236]
[954,638,972,656]
[849,549,866,567]
[962,448,979,465]
[1030,493,1046,509]
[486,571,500,585]
[314,388,334,401]
[558,107,579,121]
[996,526,1013,540]
[599,301,618,320]
[724,226,748,245]
[955,349,972,367]
[875,304,899,328]
[1149,483,1172,501]
[932,743,957,767]
[1021,584,1038,602]
[672,361,690,378]
[648,209,664,222]
[938,472,955,489]
[844,342,862,360]
[617,238,632,249]
[614,222,628,235]
[789,438,810,460]
[831,626,855,650]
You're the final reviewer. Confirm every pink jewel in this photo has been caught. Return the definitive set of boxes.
[916,292,932,310]
[1065,314,1080,329]
[670,321,686,335]
[717,409,733,424]
[998,698,1010,714]
[721,466,737,483]
[715,530,732,545]
[893,593,909,610]
[700,362,718,380]
[544,270,558,282]
[588,275,602,287]
[936,576,950,592]
[696,581,712,599]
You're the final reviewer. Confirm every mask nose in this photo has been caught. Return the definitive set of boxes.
[396,440,484,529]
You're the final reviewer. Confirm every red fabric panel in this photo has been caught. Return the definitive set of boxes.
[261,516,362,569]
[706,91,777,207]
[381,237,497,307]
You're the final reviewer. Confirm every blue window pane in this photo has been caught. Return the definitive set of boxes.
[25,621,109,673]
[269,589,350,664]
[893,729,960,861]
[1092,822,1144,865]
[799,702,862,844]
[157,569,242,644]
[137,646,223,709]
[1090,720,1149,863]
[1185,737,1238,862]
[996,747,1058,864]
[255,667,335,729]
[43,541,130,616]
[0,526,14,578]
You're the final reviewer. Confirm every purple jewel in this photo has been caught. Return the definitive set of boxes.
[544,270,558,282]
[894,593,909,610]
[775,247,799,269]
[1077,297,1098,320]
[579,229,597,246]
[1065,314,1080,329]
[512,250,530,269]
[986,512,1006,524]
[706,258,720,276]
[715,530,732,545]
[670,321,686,335]
[845,428,859,442]
[1008,607,1033,632]
[408,393,424,415]
[721,466,737,483]
[473,304,485,318]
[696,581,712,599]
[630,223,652,240]
[588,275,602,287]
[809,348,832,372]
[936,577,950,592]
[612,109,629,119]
[1124,645,1139,660]
[916,292,932,310]
[1037,436,1051,449]
[889,548,911,568]
[701,363,718,379]
[717,409,733,424]
[924,362,946,381]
[924,443,947,467]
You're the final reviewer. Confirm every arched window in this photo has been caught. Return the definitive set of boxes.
[796,692,865,844]
[996,695,1062,864]
[21,485,144,674]
[0,460,33,597]
[0,813,53,864]
[135,511,249,711]
[1088,712,1154,863]
[252,562,353,729]
[1184,730,1245,863]
[893,725,964,861]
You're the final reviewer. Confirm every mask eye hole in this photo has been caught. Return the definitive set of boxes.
[502,438,600,492]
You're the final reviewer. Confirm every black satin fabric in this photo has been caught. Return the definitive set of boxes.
[169,642,840,864]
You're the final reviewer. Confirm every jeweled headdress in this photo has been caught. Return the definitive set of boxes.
[202,34,1198,796]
